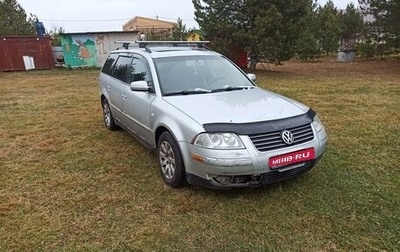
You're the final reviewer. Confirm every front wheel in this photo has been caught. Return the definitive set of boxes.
[157,132,186,187]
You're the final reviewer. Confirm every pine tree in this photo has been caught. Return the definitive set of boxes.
[316,0,342,55]
[359,0,400,52]
[170,18,188,41]
[0,0,37,36]
[339,3,364,49]
[193,0,312,66]
[296,0,320,61]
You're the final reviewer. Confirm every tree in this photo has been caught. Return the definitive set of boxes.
[355,38,376,59]
[192,0,240,56]
[170,17,188,41]
[48,25,65,46]
[339,3,364,49]
[146,28,164,41]
[359,0,400,53]
[0,0,37,36]
[192,0,312,67]
[296,0,321,61]
[315,0,342,55]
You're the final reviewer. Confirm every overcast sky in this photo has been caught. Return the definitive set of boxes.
[17,0,358,33]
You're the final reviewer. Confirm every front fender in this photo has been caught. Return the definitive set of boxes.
[151,97,204,145]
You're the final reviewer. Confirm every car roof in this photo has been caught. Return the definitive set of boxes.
[110,41,221,58]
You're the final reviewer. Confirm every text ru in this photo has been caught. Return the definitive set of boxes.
[272,152,310,165]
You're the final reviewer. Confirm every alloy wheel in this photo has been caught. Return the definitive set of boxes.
[159,141,176,180]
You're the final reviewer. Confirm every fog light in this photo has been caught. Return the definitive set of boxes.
[215,176,232,185]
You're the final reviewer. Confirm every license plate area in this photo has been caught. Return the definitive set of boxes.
[269,148,315,169]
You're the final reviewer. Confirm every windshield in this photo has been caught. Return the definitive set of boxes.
[154,55,255,96]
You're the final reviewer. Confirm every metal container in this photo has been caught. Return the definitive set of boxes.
[0,36,54,71]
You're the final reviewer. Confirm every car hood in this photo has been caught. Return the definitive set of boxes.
[163,88,309,125]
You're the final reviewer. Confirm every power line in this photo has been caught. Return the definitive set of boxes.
[41,18,130,22]
[41,16,197,23]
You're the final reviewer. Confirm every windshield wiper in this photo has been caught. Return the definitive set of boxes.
[163,88,211,96]
[211,85,255,93]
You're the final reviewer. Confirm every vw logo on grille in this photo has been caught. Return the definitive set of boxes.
[281,130,294,145]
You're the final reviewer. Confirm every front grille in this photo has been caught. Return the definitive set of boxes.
[249,124,314,152]
[260,160,316,185]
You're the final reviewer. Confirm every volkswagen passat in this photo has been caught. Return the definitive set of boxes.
[99,41,327,189]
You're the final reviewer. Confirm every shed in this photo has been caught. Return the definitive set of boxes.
[337,49,356,62]
[0,36,54,71]
[60,31,139,68]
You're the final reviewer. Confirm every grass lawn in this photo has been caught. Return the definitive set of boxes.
[0,60,399,251]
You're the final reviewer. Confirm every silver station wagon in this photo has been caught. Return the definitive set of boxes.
[99,41,327,189]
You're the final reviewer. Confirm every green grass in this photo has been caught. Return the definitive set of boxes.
[0,60,399,251]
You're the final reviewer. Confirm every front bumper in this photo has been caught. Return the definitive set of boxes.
[186,159,320,189]
[181,126,327,189]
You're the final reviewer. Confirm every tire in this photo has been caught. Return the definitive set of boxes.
[102,99,118,131]
[157,132,186,187]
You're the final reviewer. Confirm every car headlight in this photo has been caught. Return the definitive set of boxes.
[313,115,324,132]
[193,133,245,149]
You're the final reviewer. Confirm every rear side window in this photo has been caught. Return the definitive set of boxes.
[110,55,133,83]
[101,54,118,75]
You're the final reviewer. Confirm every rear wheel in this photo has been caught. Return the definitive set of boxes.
[157,132,186,187]
[102,99,117,131]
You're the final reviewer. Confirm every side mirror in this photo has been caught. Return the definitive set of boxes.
[247,73,256,82]
[130,80,150,92]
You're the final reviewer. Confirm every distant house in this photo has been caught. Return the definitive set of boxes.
[123,16,177,39]
[59,31,138,68]
[187,30,206,41]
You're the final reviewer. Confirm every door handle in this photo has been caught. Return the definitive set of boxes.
[107,85,111,91]
[122,93,127,100]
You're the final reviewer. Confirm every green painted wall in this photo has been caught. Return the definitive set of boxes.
[61,34,97,67]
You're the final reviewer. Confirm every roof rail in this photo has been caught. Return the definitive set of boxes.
[115,40,211,53]
[115,40,138,50]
